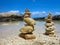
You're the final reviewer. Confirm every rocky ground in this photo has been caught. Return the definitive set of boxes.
[0,32,60,45]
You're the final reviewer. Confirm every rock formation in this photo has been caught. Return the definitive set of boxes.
[19,8,36,39]
[44,13,55,37]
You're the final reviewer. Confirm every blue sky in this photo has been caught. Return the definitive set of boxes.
[0,0,60,18]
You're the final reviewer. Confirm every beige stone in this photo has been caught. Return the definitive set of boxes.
[24,18,36,26]
[19,33,36,40]
[46,26,55,31]
[46,13,52,19]
[24,34,36,39]
[45,22,54,27]
[24,14,30,18]
[24,8,31,17]
[20,26,34,33]
[45,19,52,23]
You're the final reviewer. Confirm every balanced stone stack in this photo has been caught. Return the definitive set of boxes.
[19,8,36,39]
[44,13,55,36]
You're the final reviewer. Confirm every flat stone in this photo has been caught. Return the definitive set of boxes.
[24,18,36,26]
[45,22,54,27]
[19,33,36,40]
[19,26,34,33]
[46,26,55,31]
[25,34,36,40]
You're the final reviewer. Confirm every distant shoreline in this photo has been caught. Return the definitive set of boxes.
[0,15,60,22]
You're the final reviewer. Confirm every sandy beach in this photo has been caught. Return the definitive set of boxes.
[0,31,60,45]
[0,21,60,45]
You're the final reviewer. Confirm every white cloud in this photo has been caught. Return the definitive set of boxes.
[31,11,46,15]
[55,12,60,15]
[8,10,19,13]
[31,11,47,18]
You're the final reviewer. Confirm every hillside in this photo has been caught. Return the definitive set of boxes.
[34,15,60,20]
[53,15,60,20]
[0,12,24,22]
[0,12,60,22]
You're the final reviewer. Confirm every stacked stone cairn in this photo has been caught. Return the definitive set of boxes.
[44,13,55,37]
[19,8,36,39]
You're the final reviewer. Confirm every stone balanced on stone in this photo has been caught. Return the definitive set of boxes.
[44,13,55,37]
[19,8,36,39]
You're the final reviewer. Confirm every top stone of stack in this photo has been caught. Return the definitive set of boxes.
[47,13,52,19]
[24,8,31,17]
[45,13,52,23]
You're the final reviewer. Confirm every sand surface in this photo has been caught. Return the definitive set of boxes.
[0,21,60,45]
[0,30,60,45]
